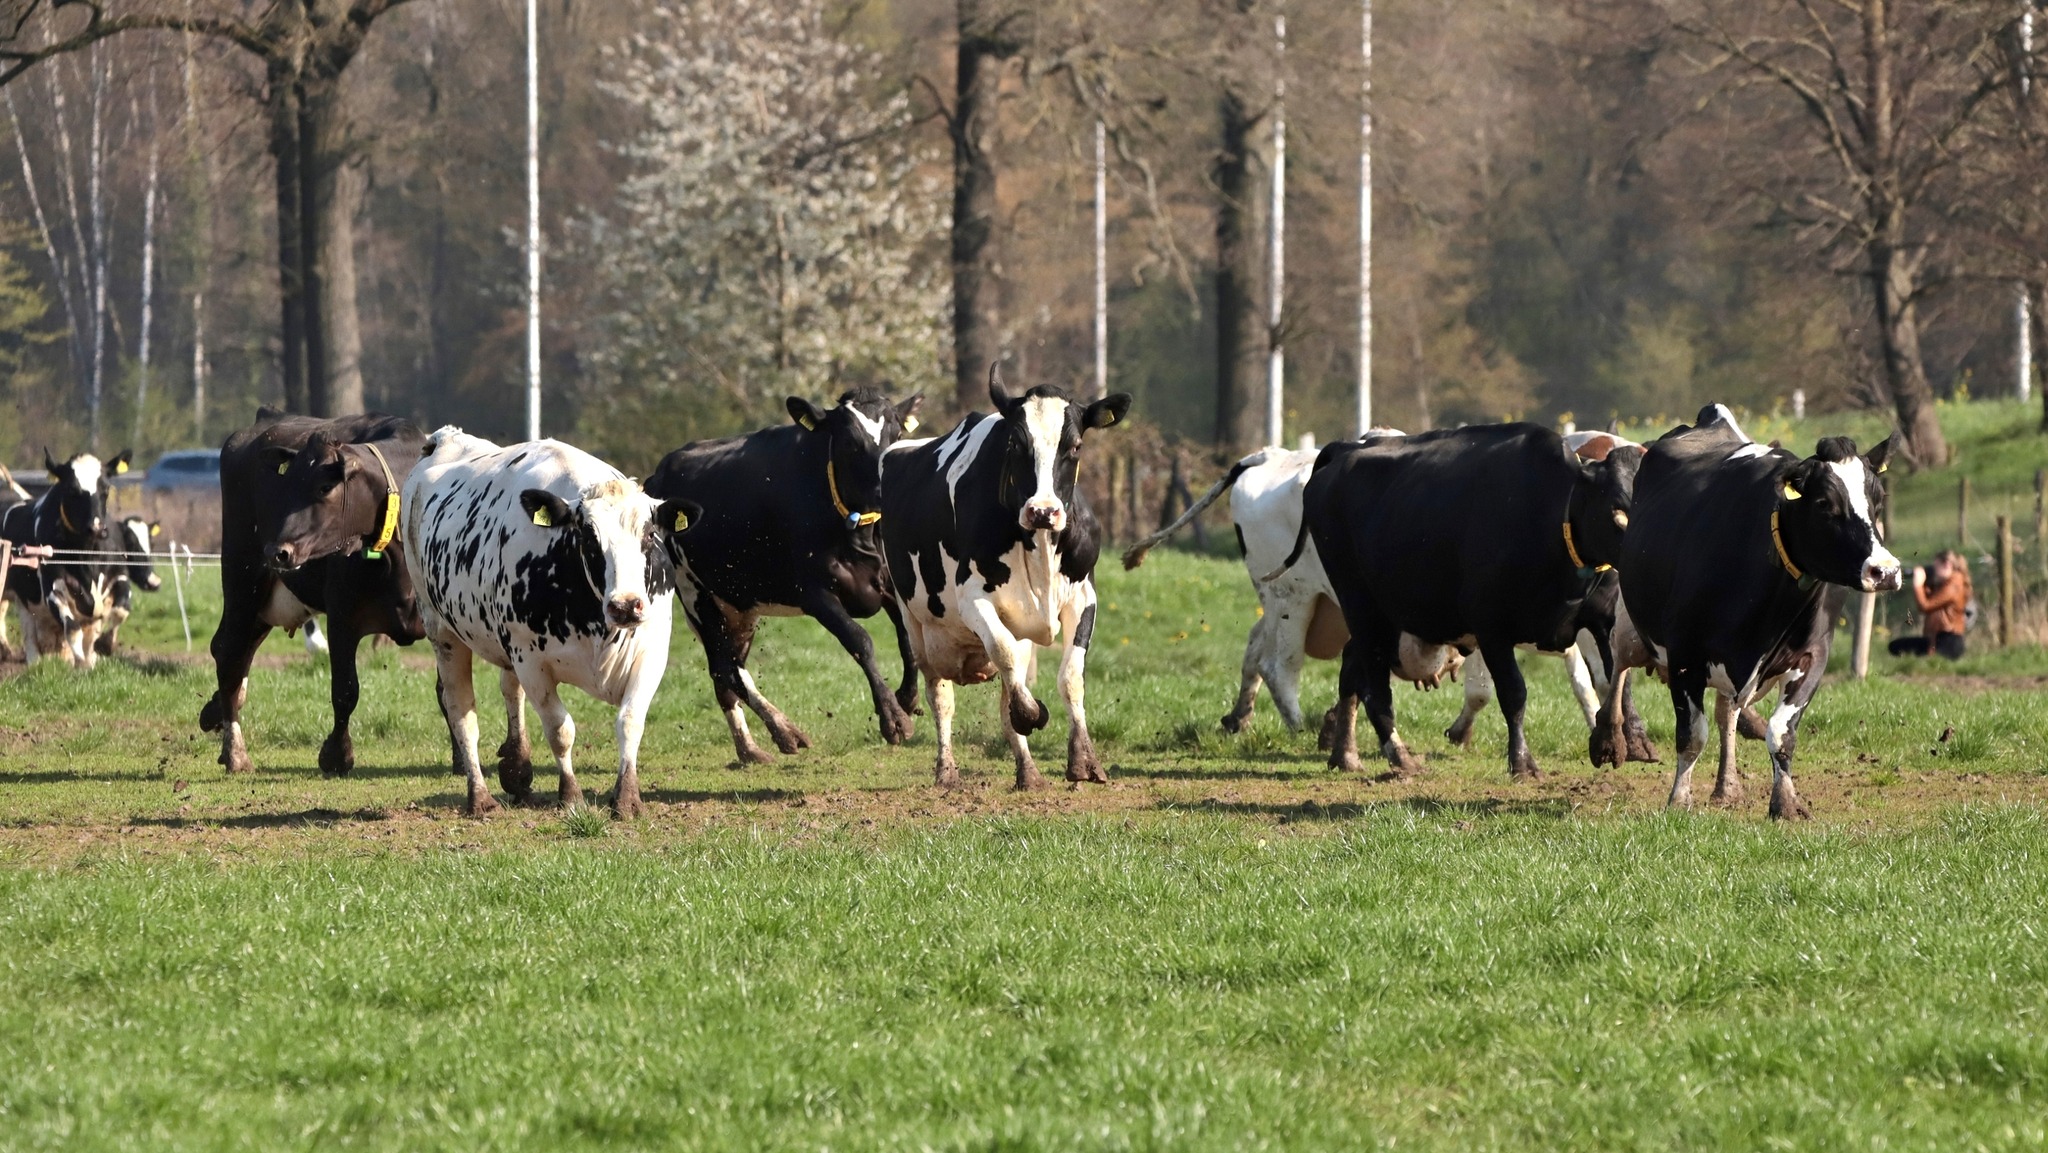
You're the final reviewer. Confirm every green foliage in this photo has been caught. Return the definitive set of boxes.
[0,207,57,463]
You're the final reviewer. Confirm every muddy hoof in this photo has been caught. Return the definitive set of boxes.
[1508,754,1543,782]
[558,780,585,808]
[1066,735,1107,783]
[897,687,924,717]
[1587,729,1620,769]
[1768,788,1811,821]
[935,759,961,788]
[1220,712,1247,735]
[498,757,534,801]
[735,743,776,766]
[1710,783,1745,807]
[770,727,811,755]
[220,745,253,775]
[465,790,501,817]
[199,697,224,733]
[1008,694,1050,735]
[610,791,644,820]
[1329,750,1365,773]
[1014,768,1048,792]
[1624,721,1661,765]
[318,735,355,778]
[1738,707,1769,742]
[1446,719,1476,750]
[879,704,915,746]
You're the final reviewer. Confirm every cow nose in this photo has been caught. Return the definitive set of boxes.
[1019,499,1066,532]
[270,545,295,570]
[144,574,163,591]
[606,594,647,627]
[1865,561,1902,593]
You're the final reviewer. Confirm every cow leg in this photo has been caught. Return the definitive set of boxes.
[1765,667,1820,821]
[201,614,271,774]
[1620,676,1660,763]
[1664,673,1708,810]
[720,613,810,754]
[804,587,913,746]
[611,668,658,820]
[1222,616,1269,734]
[881,596,921,716]
[1480,639,1541,781]
[690,599,777,764]
[1710,690,1744,806]
[960,596,1048,737]
[1562,644,1601,729]
[518,672,578,807]
[496,666,534,796]
[1059,589,1106,784]
[1256,601,1316,733]
[1447,650,1492,748]
[432,639,497,816]
[316,616,365,777]
[928,676,960,787]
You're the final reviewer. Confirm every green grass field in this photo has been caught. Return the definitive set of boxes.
[5,402,2048,1149]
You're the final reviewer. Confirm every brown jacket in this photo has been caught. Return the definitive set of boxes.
[1915,569,1971,637]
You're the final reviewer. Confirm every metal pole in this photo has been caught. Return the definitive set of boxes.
[1357,0,1373,436]
[525,0,542,441]
[1093,119,1107,401]
[1266,11,1286,449]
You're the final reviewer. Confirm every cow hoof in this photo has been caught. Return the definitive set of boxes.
[935,761,962,789]
[199,697,224,733]
[1624,720,1661,763]
[220,746,253,775]
[559,780,585,808]
[1329,751,1365,773]
[1014,768,1049,792]
[1510,764,1543,783]
[1737,707,1770,742]
[1768,787,1811,821]
[896,687,924,717]
[609,791,644,820]
[498,760,534,802]
[1008,694,1050,736]
[734,742,776,766]
[318,736,355,778]
[1710,784,1745,807]
[465,791,501,817]
[879,705,915,746]
[1587,730,1621,769]
[770,727,810,755]
[1220,712,1247,735]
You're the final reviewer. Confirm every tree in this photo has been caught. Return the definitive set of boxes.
[577,0,947,466]
[942,0,1024,413]
[1675,0,2019,468]
[2,0,420,417]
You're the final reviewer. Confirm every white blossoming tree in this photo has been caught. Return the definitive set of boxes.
[579,0,948,462]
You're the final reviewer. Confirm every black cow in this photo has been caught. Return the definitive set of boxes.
[1,449,131,666]
[643,389,924,763]
[881,367,1131,789]
[200,410,427,776]
[1285,423,1643,780]
[93,515,163,656]
[1595,405,1898,819]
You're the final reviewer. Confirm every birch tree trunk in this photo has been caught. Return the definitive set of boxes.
[1214,87,1265,454]
[134,81,161,445]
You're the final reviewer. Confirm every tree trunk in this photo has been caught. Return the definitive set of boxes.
[1869,239,1946,467]
[1214,88,1264,454]
[2032,280,2048,433]
[950,0,1011,413]
[269,72,307,414]
[304,76,364,416]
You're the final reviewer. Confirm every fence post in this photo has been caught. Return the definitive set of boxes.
[1959,476,1972,547]
[2035,468,2046,580]
[1852,590,1875,679]
[1107,454,1127,545]
[1996,515,2014,648]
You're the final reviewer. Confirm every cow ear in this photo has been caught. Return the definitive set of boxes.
[520,489,573,529]
[988,362,1019,415]
[110,450,132,475]
[1866,437,1893,474]
[44,447,59,479]
[260,445,295,476]
[786,396,826,432]
[1083,393,1133,430]
[658,498,704,536]
[895,392,924,436]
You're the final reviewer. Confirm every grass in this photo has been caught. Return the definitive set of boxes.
[5,413,2048,1145]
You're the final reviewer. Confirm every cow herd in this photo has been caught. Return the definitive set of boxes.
[6,381,1898,823]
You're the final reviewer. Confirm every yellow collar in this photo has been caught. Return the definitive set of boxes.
[1562,521,1610,574]
[827,459,880,530]
[1770,507,1802,581]
[362,443,402,560]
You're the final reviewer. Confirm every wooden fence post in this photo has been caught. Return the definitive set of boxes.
[1996,515,2014,647]
[2035,468,2046,580]
[1959,476,1972,547]
[1107,454,1127,545]
[1852,591,1875,679]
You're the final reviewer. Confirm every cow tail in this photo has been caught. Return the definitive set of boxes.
[1260,514,1314,584]
[1121,452,1266,571]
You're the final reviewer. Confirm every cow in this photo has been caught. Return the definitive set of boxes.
[1280,423,1643,780]
[1,449,131,667]
[1594,405,1898,819]
[201,411,427,776]
[1121,434,1657,763]
[403,429,701,817]
[92,515,163,656]
[642,389,924,764]
[880,367,1130,790]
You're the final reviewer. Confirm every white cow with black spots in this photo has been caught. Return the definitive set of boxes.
[403,429,700,817]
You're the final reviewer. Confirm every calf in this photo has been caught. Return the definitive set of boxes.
[201,411,427,775]
[403,429,701,817]
[643,389,923,764]
[1286,423,1642,779]
[1122,436,1655,762]
[1598,405,1898,819]
[881,367,1130,789]
[1,450,130,667]
[93,515,163,656]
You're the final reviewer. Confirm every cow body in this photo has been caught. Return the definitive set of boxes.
[92,516,163,656]
[1296,423,1642,778]
[404,429,699,817]
[1598,406,1898,819]
[881,371,1130,789]
[1,450,130,667]
[201,410,426,775]
[643,390,923,764]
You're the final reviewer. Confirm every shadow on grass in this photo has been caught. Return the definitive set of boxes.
[642,786,808,805]
[1157,795,1574,823]
[1115,763,1327,783]
[0,769,98,784]
[127,806,395,830]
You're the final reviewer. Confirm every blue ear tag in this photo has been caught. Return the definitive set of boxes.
[846,511,864,531]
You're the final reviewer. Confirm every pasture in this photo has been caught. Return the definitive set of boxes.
[5,539,2048,1149]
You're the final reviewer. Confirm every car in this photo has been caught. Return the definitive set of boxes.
[145,450,222,495]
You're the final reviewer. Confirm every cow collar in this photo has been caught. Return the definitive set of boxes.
[827,453,880,531]
[1561,521,1609,579]
[1769,506,1815,589]
[362,443,402,560]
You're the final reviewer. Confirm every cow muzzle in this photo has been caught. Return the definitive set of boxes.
[1020,499,1066,533]
[266,543,299,573]
[143,573,163,592]
[1862,556,1903,593]
[605,593,648,628]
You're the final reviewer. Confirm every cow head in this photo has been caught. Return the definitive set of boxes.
[1564,441,1644,571]
[787,388,924,530]
[987,364,1132,534]
[520,479,702,631]
[1774,437,1901,592]
[42,448,126,540]
[112,516,163,592]
[258,434,402,571]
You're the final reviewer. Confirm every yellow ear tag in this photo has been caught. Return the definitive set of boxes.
[278,462,289,475]
[1877,461,1888,474]
[799,415,817,430]
[902,415,919,435]
[149,523,161,538]
[1782,482,1802,501]
[114,460,128,475]
[673,510,690,531]
[532,506,553,528]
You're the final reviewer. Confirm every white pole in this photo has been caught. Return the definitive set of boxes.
[2020,7,2034,404]
[525,0,542,441]
[1357,0,1373,436]
[1094,119,1107,401]
[1266,11,1286,449]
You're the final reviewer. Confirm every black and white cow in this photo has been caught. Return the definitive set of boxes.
[1597,405,1898,819]
[1284,423,1643,780]
[403,429,701,817]
[92,515,163,656]
[1,449,131,667]
[643,389,924,764]
[880,367,1131,789]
